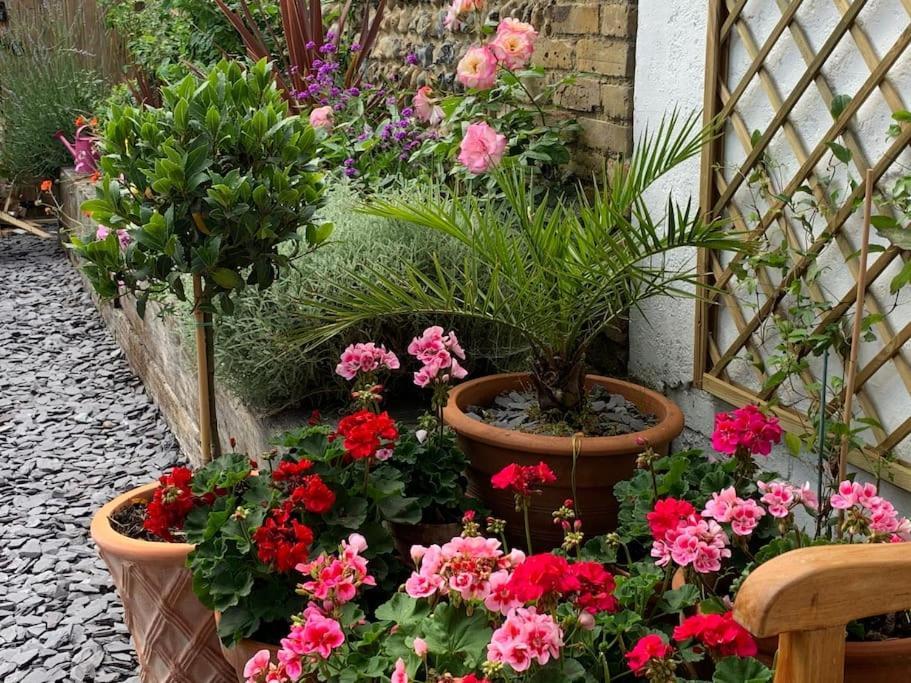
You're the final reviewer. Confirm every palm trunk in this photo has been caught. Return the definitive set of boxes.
[531,353,587,415]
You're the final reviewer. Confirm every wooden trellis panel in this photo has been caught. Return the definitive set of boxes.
[696,0,911,485]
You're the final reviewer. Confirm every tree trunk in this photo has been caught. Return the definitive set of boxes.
[193,275,221,462]
[531,353,587,415]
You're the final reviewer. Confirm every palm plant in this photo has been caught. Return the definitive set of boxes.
[299,112,750,417]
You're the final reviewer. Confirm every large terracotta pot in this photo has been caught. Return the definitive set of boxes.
[91,483,235,683]
[444,373,684,548]
[672,571,911,681]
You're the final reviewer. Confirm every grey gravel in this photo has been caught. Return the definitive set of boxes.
[0,232,182,682]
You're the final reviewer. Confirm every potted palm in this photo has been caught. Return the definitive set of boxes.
[299,112,750,546]
[75,59,327,679]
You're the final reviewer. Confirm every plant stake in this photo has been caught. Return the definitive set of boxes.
[837,168,875,484]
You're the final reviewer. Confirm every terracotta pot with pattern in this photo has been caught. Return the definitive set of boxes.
[214,612,282,683]
[444,373,685,548]
[91,482,235,683]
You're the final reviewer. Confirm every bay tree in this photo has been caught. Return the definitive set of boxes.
[71,59,329,460]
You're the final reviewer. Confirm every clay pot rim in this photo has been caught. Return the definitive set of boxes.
[90,481,194,562]
[443,372,684,456]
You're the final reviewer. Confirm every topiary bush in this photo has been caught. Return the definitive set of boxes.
[207,183,523,414]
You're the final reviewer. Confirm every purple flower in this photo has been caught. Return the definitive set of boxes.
[305,40,316,50]
[405,52,419,66]
[347,87,361,97]
[350,43,362,53]
[401,106,414,118]
[319,43,337,54]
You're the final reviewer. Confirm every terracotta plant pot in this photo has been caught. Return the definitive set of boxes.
[391,521,463,562]
[444,373,684,548]
[214,613,280,683]
[673,570,911,681]
[91,483,236,683]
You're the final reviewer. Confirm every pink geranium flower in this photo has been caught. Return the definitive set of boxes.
[456,45,498,90]
[243,649,271,681]
[391,658,409,683]
[408,326,469,387]
[335,342,400,381]
[711,404,782,456]
[487,607,563,673]
[458,122,507,174]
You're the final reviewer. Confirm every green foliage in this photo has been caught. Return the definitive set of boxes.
[0,7,108,181]
[296,113,752,412]
[387,424,473,523]
[206,183,523,413]
[97,0,266,78]
[613,450,737,545]
[71,59,327,315]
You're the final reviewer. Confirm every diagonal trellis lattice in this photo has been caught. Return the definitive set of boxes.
[696,0,911,485]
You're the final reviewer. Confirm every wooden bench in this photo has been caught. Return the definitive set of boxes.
[735,544,911,682]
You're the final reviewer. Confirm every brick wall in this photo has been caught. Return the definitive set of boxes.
[371,1,638,169]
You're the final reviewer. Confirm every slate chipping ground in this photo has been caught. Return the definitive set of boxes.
[0,232,182,681]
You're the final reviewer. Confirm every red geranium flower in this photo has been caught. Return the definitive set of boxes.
[647,497,696,542]
[626,633,673,677]
[143,466,197,542]
[568,561,619,614]
[673,611,757,658]
[290,474,336,514]
[490,462,556,497]
[505,553,579,603]
[252,503,314,572]
[335,410,398,460]
[272,459,314,482]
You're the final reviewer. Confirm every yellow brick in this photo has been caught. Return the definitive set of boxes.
[601,4,637,38]
[600,83,633,119]
[554,78,602,112]
[531,38,575,70]
[576,38,633,78]
[549,4,601,35]
[579,117,632,155]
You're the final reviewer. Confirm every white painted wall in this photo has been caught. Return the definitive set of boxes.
[631,0,911,511]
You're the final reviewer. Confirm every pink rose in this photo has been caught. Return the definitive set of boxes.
[413,86,444,126]
[458,122,507,174]
[456,45,498,90]
[309,105,334,131]
[444,0,486,31]
[491,20,538,69]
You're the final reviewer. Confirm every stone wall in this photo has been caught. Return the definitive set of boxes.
[372,0,638,168]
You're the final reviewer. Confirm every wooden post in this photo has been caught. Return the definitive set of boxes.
[775,627,846,683]
[837,169,874,483]
[192,274,220,462]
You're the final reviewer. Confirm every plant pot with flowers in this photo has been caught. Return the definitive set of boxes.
[301,120,751,547]
[78,59,327,679]
[236,449,774,683]
[611,404,911,683]
[332,329,481,559]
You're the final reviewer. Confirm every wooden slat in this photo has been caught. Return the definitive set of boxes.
[707,21,911,299]
[712,0,869,216]
[0,212,53,239]
[709,124,911,377]
[694,0,728,386]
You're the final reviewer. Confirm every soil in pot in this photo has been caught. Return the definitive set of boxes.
[445,373,684,549]
[91,483,235,683]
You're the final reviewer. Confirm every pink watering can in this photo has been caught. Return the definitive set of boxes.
[54,125,100,175]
